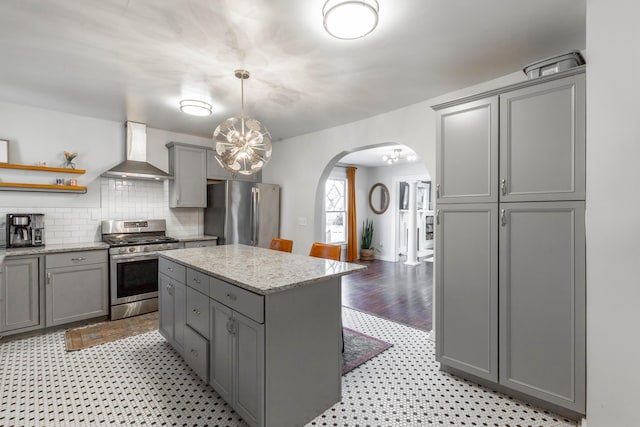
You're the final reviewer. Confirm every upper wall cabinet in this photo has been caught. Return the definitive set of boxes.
[436,97,499,204]
[206,150,258,183]
[167,142,207,208]
[435,71,586,204]
[500,74,586,202]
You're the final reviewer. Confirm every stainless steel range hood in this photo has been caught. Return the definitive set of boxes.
[101,121,173,181]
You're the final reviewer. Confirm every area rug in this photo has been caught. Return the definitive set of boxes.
[342,327,393,375]
[64,311,159,351]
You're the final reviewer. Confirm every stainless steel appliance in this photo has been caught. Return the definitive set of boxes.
[102,219,180,320]
[204,181,280,248]
[6,213,45,248]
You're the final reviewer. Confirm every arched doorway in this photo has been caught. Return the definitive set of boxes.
[314,143,432,263]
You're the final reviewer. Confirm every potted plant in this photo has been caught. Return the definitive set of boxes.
[360,219,374,261]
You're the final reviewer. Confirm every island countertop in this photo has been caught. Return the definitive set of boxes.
[159,243,366,295]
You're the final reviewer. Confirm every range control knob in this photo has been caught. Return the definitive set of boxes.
[129,247,136,253]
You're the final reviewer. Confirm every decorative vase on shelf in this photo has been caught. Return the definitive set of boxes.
[63,151,77,169]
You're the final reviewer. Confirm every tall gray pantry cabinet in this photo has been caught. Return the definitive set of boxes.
[433,68,586,416]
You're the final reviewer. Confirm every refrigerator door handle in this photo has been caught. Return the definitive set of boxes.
[252,187,260,245]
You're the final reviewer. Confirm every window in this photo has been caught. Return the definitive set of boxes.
[324,178,346,244]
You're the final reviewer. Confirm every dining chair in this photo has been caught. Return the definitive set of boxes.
[269,238,293,253]
[308,242,341,261]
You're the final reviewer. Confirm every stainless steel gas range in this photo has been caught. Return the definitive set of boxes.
[102,219,181,320]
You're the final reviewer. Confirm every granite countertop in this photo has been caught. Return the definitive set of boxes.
[178,235,218,242]
[0,242,109,266]
[160,244,366,295]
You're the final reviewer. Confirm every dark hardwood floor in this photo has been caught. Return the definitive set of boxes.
[342,259,433,331]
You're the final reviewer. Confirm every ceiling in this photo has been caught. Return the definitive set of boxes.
[0,1,585,143]
[341,145,418,168]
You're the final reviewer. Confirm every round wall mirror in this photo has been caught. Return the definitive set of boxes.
[369,183,390,214]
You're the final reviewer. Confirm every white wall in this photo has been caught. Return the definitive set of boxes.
[365,162,430,261]
[585,1,640,425]
[0,101,212,244]
[262,71,524,255]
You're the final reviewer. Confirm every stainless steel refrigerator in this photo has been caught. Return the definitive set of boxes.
[204,181,280,248]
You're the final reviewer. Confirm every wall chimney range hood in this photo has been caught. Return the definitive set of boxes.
[101,121,173,181]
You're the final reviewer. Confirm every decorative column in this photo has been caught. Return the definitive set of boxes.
[405,180,420,266]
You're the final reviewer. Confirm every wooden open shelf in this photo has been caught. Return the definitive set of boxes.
[0,182,87,193]
[0,163,86,174]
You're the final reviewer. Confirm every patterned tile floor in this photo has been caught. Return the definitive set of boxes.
[0,308,577,427]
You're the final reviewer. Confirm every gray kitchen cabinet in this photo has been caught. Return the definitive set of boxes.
[160,250,344,427]
[167,142,207,208]
[435,96,499,204]
[433,68,586,416]
[499,74,585,202]
[0,256,43,334]
[207,149,258,182]
[159,263,186,355]
[499,201,585,412]
[435,204,498,382]
[45,250,108,327]
[210,298,265,427]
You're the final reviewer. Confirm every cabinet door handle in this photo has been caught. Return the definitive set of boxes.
[501,179,507,196]
[226,318,236,335]
[501,209,507,226]
[190,348,198,357]
[166,283,173,295]
[226,293,237,301]
[70,257,86,262]
[47,272,51,285]
[192,308,200,315]
[167,267,173,272]
[436,210,440,225]
[192,278,200,284]
[436,184,440,199]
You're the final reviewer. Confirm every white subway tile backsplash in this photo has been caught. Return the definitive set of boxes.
[1,177,203,246]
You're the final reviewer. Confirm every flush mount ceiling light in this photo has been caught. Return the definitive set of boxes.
[323,0,379,40]
[213,70,272,176]
[179,99,212,116]
[382,149,417,165]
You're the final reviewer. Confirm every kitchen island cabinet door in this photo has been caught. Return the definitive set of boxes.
[209,299,264,427]
[210,299,233,403]
[159,273,186,354]
[233,310,264,427]
[45,262,108,327]
[499,201,585,413]
[0,256,42,333]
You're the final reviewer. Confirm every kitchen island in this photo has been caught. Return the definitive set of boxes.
[158,244,365,427]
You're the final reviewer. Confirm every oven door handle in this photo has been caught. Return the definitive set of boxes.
[110,253,159,261]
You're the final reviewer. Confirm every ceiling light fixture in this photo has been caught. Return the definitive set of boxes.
[323,0,379,40]
[179,99,212,116]
[213,70,272,176]
[382,149,417,165]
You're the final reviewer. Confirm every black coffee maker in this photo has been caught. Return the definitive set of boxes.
[6,214,45,248]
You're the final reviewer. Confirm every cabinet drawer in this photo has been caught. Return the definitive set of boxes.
[184,325,209,383]
[184,240,217,249]
[187,286,210,339]
[46,250,107,268]
[210,278,264,323]
[159,257,186,283]
[187,268,210,296]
